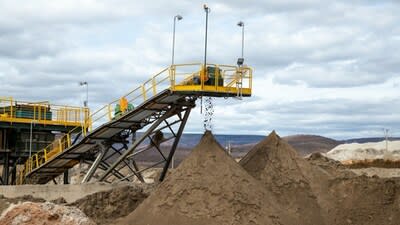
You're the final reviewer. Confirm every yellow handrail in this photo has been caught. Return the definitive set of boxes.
[17,63,252,184]
[0,97,89,127]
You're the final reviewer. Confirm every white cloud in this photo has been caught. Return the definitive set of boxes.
[0,0,399,139]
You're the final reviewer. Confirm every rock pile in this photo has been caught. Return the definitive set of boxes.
[0,202,95,225]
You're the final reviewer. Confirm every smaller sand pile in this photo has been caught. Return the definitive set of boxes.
[68,184,152,225]
[0,202,95,225]
[307,152,353,177]
[117,131,297,225]
[239,131,326,225]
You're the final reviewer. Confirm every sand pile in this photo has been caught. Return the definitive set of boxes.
[240,131,400,225]
[327,140,400,161]
[116,131,298,225]
[239,131,327,225]
[328,175,400,225]
[307,152,354,177]
[0,202,95,225]
[68,184,153,225]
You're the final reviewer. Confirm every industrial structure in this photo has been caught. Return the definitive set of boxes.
[16,63,252,185]
[0,98,89,185]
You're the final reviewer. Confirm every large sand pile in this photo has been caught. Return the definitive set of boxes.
[327,140,400,161]
[0,202,95,225]
[116,131,298,225]
[239,131,329,225]
[240,131,400,225]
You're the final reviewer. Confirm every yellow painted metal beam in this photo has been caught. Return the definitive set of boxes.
[0,117,82,127]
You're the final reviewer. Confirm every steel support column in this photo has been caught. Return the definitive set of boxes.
[98,106,178,182]
[2,151,9,185]
[63,170,69,184]
[81,145,108,183]
[159,108,191,181]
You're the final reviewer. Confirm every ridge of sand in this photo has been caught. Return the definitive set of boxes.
[240,131,327,225]
[116,131,297,225]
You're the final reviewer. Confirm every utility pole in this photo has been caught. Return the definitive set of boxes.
[383,128,389,152]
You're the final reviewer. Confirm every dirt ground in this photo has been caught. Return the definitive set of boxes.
[2,131,400,225]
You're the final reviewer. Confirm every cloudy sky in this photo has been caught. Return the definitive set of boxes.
[0,0,399,139]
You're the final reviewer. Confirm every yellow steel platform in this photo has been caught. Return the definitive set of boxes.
[0,97,90,128]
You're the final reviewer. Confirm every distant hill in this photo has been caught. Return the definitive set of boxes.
[282,134,340,156]
[134,133,400,164]
[341,137,400,144]
[133,133,265,165]
[177,133,265,148]
[175,133,340,156]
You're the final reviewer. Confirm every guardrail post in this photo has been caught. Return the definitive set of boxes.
[108,104,112,121]
[215,65,219,90]
[58,139,62,153]
[64,106,67,126]
[35,154,39,168]
[142,85,147,101]
[67,133,71,147]
[82,125,86,137]
[89,117,93,132]
[169,66,175,90]
[10,97,13,122]
[152,76,157,96]
[249,67,253,89]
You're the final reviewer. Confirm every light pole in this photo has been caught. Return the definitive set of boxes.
[203,4,211,69]
[384,128,389,152]
[170,11,181,169]
[79,81,88,107]
[237,21,244,66]
[172,14,183,66]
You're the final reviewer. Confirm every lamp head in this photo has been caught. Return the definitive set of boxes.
[237,21,244,27]
[237,57,244,66]
[204,4,210,12]
[176,15,183,20]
